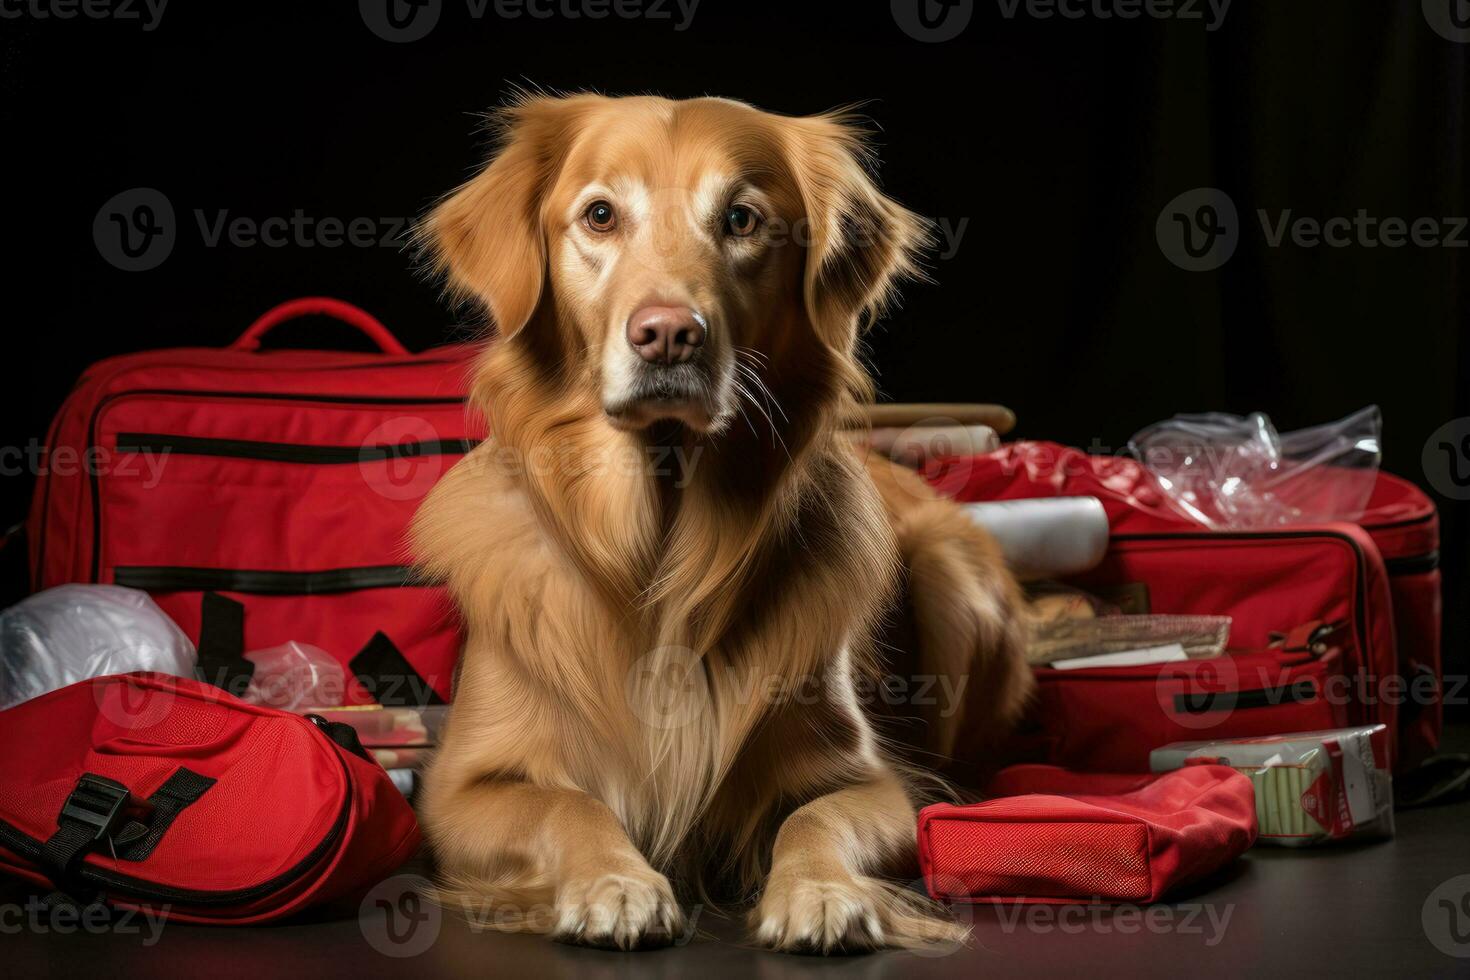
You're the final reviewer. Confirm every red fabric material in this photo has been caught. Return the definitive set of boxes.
[25,299,479,704]
[0,672,420,924]
[917,765,1257,904]
[925,441,1440,768]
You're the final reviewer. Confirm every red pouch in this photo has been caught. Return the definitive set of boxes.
[0,672,421,924]
[917,764,1257,904]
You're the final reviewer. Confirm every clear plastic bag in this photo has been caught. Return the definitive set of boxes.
[241,641,346,711]
[1128,406,1381,529]
[0,585,197,710]
[1150,726,1394,846]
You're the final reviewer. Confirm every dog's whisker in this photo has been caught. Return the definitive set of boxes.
[733,356,790,425]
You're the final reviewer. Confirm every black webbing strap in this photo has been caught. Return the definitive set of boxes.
[349,631,447,707]
[114,767,217,861]
[39,774,132,899]
[194,592,255,696]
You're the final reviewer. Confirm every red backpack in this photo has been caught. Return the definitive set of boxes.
[0,672,420,923]
[25,298,479,706]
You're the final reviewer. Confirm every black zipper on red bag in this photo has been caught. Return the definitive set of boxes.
[114,432,476,465]
[82,388,468,582]
[0,718,353,909]
[1173,679,1319,714]
[111,564,428,595]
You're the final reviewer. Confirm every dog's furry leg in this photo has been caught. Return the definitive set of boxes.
[422,777,684,950]
[865,454,1034,767]
[749,770,966,953]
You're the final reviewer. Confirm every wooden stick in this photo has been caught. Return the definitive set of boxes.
[862,403,1017,435]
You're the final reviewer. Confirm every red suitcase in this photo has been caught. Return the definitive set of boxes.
[927,441,1443,771]
[25,298,479,705]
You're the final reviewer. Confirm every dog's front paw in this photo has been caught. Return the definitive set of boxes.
[752,872,885,954]
[553,867,684,951]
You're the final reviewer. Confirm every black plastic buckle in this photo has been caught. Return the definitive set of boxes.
[59,774,132,844]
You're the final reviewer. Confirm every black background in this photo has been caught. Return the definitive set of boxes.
[2,1,1466,691]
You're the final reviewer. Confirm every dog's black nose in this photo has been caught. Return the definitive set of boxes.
[627,306,705,365]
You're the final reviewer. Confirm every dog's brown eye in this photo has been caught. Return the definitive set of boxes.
[725,205,759,238]
[585,201,617,232]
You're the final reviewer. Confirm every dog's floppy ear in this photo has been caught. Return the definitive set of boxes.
[420,97,578,337]
[787,113,932,346]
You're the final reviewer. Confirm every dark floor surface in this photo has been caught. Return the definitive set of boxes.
[8,732,1470,979]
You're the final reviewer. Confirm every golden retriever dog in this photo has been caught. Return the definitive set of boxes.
[412,93,1032,954]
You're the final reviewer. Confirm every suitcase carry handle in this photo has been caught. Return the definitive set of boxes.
[233,297,410,355]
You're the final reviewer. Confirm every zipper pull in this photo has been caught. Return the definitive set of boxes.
[1268,619,1347,656]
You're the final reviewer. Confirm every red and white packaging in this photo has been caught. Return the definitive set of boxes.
[1149,725,1394,846]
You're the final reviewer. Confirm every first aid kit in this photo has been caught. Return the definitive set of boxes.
[917,763,1257,904]
[927,441,1443,772]
[24,298,479,706]
[0,672,421,923]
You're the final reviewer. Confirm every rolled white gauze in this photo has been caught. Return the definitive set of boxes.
[962,495,1111,580]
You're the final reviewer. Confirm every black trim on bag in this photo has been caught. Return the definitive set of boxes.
[1173,679,1318,714]
[114,432,475,465]
[0,721,353,909]
[1384,550,1439,575]
[85,388,468,582]
[350,631,448,707]
[194,592,255,693]
[113,564,426,595]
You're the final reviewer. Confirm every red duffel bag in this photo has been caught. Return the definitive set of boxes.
[25,298,479,705]
[926,441,1443,771]
[918,764,1257,904]
[0,672,420,924]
